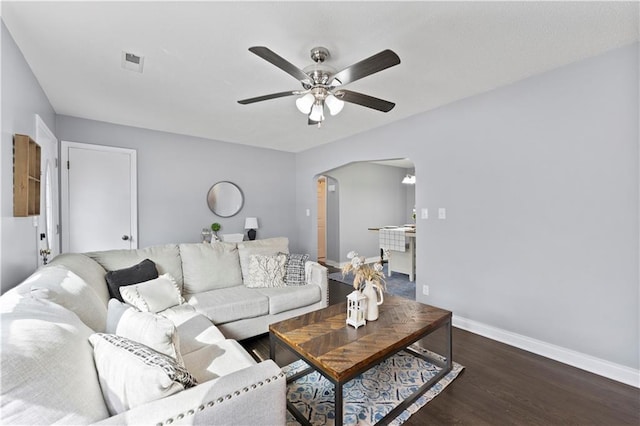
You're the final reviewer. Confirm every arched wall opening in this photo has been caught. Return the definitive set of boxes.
[314,158,415,271]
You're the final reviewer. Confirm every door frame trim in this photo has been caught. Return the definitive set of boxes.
[61,141,138,253]
[35,114,59,261]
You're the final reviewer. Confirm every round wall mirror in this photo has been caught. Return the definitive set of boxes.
[207,181,244,217]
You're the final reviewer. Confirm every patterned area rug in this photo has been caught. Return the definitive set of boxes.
[283,346,464,425]
[328,265,415,299]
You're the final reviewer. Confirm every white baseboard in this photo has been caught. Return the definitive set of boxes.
[453,315,639,388]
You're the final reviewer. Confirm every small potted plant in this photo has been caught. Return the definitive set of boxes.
[211,222,221,241]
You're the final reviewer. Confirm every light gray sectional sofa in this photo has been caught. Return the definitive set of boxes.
[0,237,328,425]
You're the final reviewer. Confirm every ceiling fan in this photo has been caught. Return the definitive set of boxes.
[237,46,400,126]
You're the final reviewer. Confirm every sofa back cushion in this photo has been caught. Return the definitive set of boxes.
[86,244,184,291]
[0,291,110,424]
[48,252,110,306]
[16,265,108,332]
[180,242,243,294]
[237,237,289,280]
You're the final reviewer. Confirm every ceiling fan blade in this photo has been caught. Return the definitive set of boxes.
[237,90,298,105]
[248,46,311,84]
[334,90,395,112]
[331,49,400,86]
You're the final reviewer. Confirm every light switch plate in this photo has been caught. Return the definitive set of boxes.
[438,208,446,219]
[421,208,428,219]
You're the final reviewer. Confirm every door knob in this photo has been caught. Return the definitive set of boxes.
[122,235,130,241]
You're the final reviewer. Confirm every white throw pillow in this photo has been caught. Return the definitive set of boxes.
[106,299,183,364]
[89,333,197,415]
[244,253,287,288]
[237,237,289,280]
[179,242,243,294]
[119,273,184,313]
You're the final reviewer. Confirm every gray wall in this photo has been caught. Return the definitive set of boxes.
[55,115,297,252]
[1,21,57,292]
[295,43,639,369]
[323,162,410,264]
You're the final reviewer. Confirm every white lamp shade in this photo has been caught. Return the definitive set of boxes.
[325,94,344,116]
[244,217,259,230]
[309,103,324,122]
[295,93,315,114]
[402,174,416,184]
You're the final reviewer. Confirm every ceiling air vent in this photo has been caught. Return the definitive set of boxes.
[121,51,144,73]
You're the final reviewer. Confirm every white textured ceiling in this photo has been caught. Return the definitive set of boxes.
[2,1,638,152]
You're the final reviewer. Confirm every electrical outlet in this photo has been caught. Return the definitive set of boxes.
[422,284,429,296]
[421,208,428,219]
[438,208,446,219]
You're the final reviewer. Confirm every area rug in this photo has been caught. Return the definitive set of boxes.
[328,265,415,299]
[283,345,464,425]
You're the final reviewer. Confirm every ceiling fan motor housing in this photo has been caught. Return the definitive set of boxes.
[302,47,337,88]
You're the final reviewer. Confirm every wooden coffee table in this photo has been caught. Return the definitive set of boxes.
[269,294,452,426]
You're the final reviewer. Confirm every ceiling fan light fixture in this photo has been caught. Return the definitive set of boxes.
[309,102,324,122]
[295,93,315,114]
[325,94,344,116]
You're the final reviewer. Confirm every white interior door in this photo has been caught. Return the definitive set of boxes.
[61,142,137,253]
[36,115,60,265]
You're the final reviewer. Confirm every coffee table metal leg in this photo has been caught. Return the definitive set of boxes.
[335,381,343,426]
[269,333,276,361]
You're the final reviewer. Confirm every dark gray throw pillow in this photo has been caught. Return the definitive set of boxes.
[105,259,158,302]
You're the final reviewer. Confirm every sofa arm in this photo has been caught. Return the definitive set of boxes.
[92,360,285,426]
[305,261,328,307]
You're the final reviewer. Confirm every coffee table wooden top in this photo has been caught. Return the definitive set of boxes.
[269,294,451,382]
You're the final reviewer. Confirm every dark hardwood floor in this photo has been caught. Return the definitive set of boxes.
[241,275,640,425]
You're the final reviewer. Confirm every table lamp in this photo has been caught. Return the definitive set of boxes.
[244,217,259,241]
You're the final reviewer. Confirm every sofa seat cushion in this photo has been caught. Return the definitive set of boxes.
[256,284,322,315]
[86,244,184,291]
[182,339,257,383]
[158,305,226,356]
[180,242,243,294]
[16,265,107,332]
[186,286,269,324]
[0,291,109,425]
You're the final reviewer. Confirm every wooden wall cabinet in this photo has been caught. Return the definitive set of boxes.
[13,134,41,217]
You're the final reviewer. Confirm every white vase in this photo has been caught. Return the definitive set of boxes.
[362,280,384,321]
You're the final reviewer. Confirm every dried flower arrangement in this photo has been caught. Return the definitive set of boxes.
[341,251,386,292]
